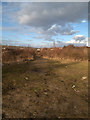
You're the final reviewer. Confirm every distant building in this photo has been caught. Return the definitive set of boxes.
[50,49,53,51]
[37,48,40,52]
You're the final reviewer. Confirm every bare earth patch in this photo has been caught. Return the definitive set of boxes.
[2,59,88,118]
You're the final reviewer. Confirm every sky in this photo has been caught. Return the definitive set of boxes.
[1,2,89,48]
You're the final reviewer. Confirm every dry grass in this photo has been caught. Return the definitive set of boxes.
[2,59,88,118]
[40,45,88,61]
[2,46,37,63]
[2,45,89,64]
[2,45,88,118]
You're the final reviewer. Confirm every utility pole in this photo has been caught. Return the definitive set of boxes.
[53,40,56,48]
[27,40,31,49]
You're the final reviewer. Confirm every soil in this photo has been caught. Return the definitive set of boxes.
[2,58,88,118]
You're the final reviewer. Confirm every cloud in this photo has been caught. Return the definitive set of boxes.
[15,2,88,29]
[48,24,79,35]
[66,36,88,46]
[42,37,88,48]
[3,3,87,38]
[61,30,79,35]
[2,27,19,31]
[2,2,88,47]
[46,40,88,48]
[82,20,87,23]
[73,35,86,41]
[67,35,88,46]
[2,24,80,43]
[3,3,87,28]
[32,24,79,42]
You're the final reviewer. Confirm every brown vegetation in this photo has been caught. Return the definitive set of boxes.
[40,45,88,61]
[2,45,88,118]
[2,46,37,63]
[2,45,89,64]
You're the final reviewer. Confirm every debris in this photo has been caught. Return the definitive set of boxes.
[34,90,37,93]
[44,92,48,95]
[44,92,48,96]
[25,77,28,80]
[58,116,61,119]
[74,106,77,109]
[45,73,50,76]
[72,85,79,92]
[82,76,87,80]
[74,89,80,93]
[72,85,75,89]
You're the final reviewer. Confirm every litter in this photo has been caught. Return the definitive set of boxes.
[72,85,75,88]
[82,76,87,80]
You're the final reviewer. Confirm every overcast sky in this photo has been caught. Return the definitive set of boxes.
[1,2,88,47]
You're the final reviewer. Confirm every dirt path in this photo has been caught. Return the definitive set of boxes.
[2,59,88,118]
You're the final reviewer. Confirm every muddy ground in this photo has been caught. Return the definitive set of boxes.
[2,58,88,118]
